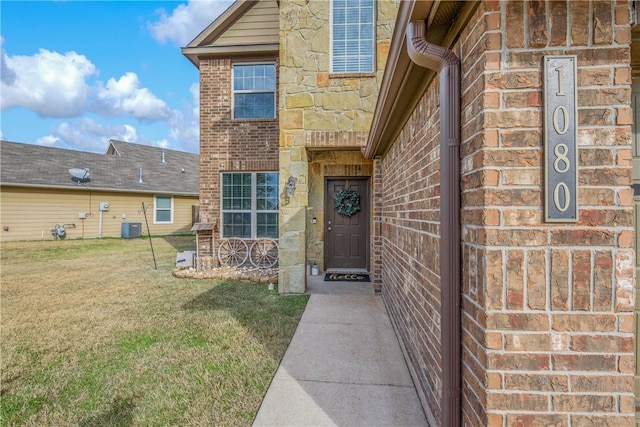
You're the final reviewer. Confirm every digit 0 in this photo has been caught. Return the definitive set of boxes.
[553,105,569,135]
[553,182,570,212]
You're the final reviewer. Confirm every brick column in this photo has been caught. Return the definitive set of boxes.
[197,58,279,259]
[278,145,308,294]
[197,58,228,257]
[372,157,383,293]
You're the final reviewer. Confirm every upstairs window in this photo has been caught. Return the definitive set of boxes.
[331,0,375,74]
[232,63,276,119]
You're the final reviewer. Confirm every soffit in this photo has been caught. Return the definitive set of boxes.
[365,1,479,158]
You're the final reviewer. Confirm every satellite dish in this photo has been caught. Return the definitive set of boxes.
[69,168,90,184]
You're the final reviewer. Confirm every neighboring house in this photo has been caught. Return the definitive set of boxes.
[185,0,639,426]
[0,140,199,241]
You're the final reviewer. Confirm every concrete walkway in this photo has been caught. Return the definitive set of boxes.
[252,275,428,427]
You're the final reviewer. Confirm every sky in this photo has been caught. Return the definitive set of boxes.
[0,0,234,154]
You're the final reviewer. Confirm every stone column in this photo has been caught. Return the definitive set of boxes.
[278,144,308,294]
[277,0,397,293]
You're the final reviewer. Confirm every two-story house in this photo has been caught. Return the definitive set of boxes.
[185,0,640,425]
[183,0,397,291]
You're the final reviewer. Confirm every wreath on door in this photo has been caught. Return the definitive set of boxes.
[334,188,361,217]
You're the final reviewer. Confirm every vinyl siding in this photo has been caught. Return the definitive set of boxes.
[0,186,197,241]
[213,0,279,46]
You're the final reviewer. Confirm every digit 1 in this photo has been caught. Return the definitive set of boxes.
[555,65,565,96]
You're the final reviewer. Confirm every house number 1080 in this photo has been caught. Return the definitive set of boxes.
[544,56,577,222]
[552,65,571,212]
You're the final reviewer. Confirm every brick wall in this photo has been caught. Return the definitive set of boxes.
[460,1,634,425]
[378,1,635,425]
[380,81,443,422]
[197,57,279,256]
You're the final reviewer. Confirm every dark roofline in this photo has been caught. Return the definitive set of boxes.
[0,140,199,195]
[1,182,198,196]
[106,139,198,156]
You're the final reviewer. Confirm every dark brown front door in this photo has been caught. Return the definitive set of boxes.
[325,178,369,270]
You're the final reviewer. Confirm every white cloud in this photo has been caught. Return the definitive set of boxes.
[1,47,174,124]
[166,82,200,152]
[148,0,233,46]
[35,118,140,153]
[1,38,16,85]
[190,82,199,118]
[1,0,214,153]
[33,118,187,154]
[96,72,172,121]
[1,48,97,117]
[120,124,139,143]
[155,139,170,149]
[35,135,62,147]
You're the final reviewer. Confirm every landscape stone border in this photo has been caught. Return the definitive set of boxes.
[172,266,278,285]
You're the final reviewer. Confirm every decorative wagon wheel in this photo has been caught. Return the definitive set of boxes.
[249,239,279,268]
[217,238,249,267]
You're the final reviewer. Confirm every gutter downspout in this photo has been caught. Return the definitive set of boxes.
[406,20,461,427]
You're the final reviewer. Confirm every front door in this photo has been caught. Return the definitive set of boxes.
[325,178,369,270]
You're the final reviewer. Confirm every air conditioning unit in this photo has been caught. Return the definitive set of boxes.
[176,251,196,267]
[121,222,141,239]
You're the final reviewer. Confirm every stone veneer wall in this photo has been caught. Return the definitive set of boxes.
[307,150,374,271]
[197,57,279,257]
[277,0,397,293]
[379,0,635,425]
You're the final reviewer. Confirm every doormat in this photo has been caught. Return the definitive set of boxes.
[324,272,371,282]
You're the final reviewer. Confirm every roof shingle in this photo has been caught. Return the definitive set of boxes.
[0,140,199,195]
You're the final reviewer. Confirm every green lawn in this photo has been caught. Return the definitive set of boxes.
[1,236,308,426]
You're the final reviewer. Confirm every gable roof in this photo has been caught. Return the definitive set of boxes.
[182,0,279,66]
[0,140,199,196]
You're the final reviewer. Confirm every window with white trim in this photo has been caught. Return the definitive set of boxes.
[221,172,278,238]
[154,196,173,224]
[330,0,375,73]
[232,63,276,119]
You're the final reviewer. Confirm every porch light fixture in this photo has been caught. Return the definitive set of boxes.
[286,176,296,197]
